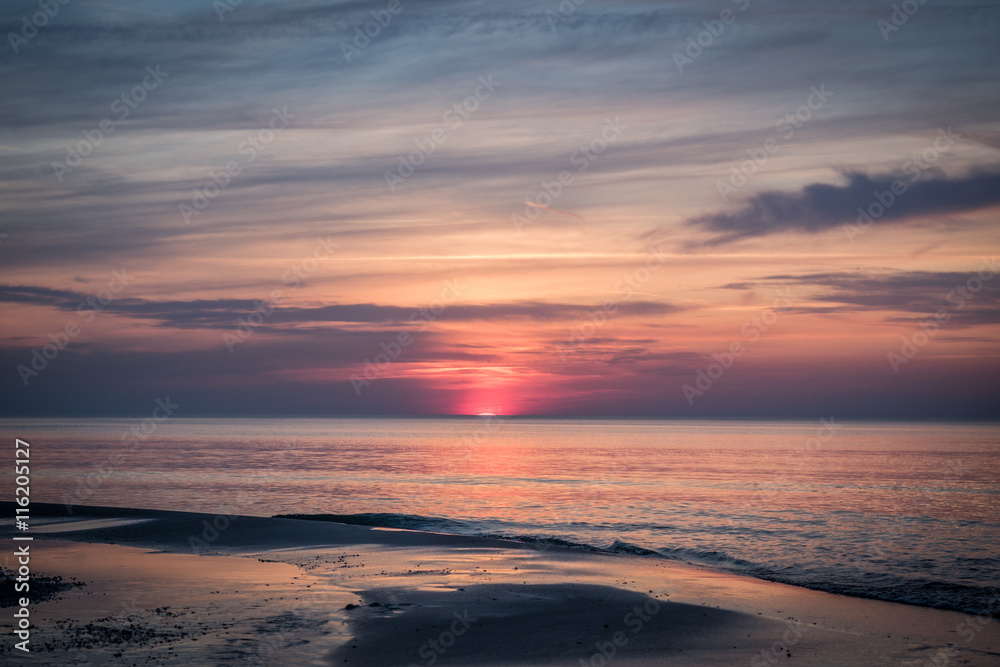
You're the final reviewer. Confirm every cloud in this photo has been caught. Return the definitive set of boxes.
[745,269,1000,326]
[688,169,1000,245]
[3,0,1000,419]
[0,284,683,329]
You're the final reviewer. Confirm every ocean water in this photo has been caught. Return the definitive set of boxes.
[4,417,998,616]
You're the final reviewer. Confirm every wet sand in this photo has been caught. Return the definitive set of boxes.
[2,502,998,665]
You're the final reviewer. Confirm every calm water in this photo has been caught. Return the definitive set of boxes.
[4,417,999,615]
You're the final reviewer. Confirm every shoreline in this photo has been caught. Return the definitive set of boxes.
[3,503,999,665]
[275,511,1000,618]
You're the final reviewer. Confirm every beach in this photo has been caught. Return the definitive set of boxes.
[4,0,1000,662]
[3,502,998,666]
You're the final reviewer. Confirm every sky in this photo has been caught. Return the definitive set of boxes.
[1,0,999,418]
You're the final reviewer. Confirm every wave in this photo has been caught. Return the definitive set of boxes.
[276,512,999,617]
[273,512,475,533]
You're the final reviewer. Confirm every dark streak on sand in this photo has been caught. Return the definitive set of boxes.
[0,567,85,607]
[329,583,782,666]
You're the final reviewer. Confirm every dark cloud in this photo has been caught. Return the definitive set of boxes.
[0,284,683,328]
[689,170,1000,245]
[750,269,1000,326]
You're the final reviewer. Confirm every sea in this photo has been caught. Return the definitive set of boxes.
[4,417,998,616]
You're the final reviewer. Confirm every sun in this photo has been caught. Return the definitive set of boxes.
[476,411,497,416]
